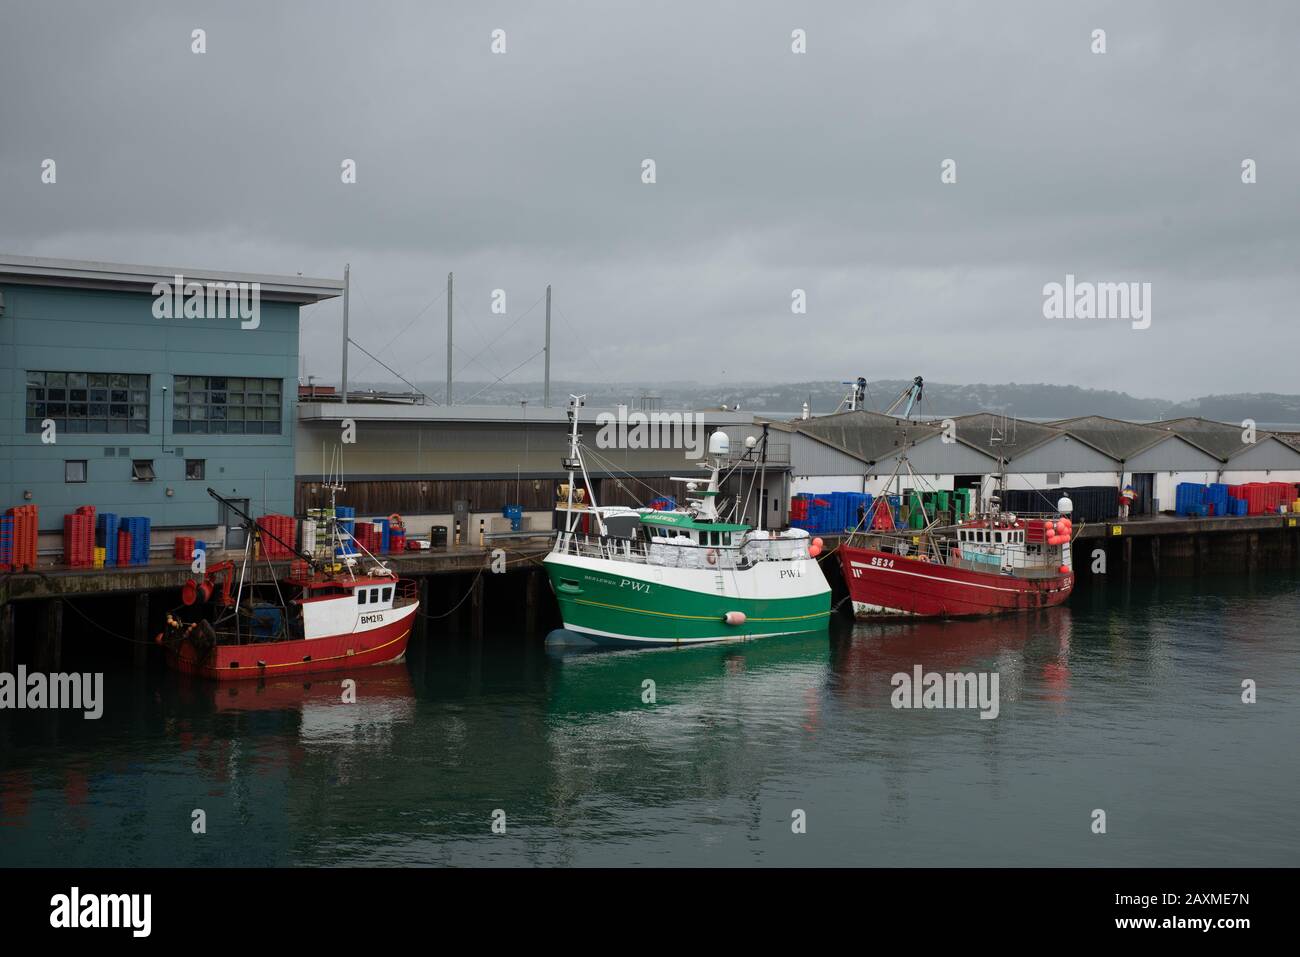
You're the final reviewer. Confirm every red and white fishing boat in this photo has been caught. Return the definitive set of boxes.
[159,488,418,681]
[839,458,1076,619]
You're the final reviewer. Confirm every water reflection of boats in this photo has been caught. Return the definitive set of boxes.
[829,608,1072,707]
[173,663,417,750]
[545,629,831,718]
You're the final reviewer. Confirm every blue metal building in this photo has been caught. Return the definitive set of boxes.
[0,255,342,544]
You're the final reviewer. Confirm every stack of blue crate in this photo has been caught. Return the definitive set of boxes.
[121,516,151,564]
[335,506,356,555]
[96,512,119,566]
[1175,483,1207,517]
[502,505,523,532]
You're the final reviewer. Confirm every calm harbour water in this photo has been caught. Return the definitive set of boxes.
[2,573,1298,867]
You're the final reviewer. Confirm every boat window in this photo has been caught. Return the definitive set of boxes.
[357,589,368,605]
[383,587,392,602]
[370,588,380,603]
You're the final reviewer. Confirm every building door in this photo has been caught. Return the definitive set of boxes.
[1130,473,1155,516]
[223,499,250,550]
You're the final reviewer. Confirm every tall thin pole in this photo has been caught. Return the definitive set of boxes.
[445,271,454,405]
[341,263,350,402]
[544,284,552,408]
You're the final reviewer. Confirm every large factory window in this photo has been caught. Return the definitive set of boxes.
[25,371,150,434]
[172,376,283,434]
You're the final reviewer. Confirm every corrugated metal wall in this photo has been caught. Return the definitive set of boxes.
[2,283,300,530]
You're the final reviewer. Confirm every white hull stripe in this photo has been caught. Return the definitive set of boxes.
[563,622,805,644]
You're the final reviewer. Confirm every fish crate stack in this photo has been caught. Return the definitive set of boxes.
[501,506,523,532]
[790,492,874,533]
[1231,482,1296,515]
[96,512,120,566]
[173,535,196,562]
[120,517,151,565]
[3,505,39,571]
[372,517,392,551]
[256,515,297,558]
[352,520,382,554]
[63,505,96,568]
[1178,481,1295,516]
[335,506,357,556]
[299,516,318,555]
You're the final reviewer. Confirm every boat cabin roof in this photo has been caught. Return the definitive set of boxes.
[283,575,397,591]
[639,512,750,533]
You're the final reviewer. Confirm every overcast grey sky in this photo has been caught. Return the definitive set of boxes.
[2,1,1297,400]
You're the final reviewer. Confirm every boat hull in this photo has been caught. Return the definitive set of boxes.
[163,603,416,680]
[839,544,1072,619]
[543,553,831,646]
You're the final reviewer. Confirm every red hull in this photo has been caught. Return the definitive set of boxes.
[164,606,416,681]
[840,544,1073,619]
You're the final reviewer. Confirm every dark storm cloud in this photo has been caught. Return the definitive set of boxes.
[2,0,1297,398]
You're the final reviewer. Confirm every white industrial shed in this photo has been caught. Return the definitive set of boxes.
[769,410,997,498]
[1154,417,1300,486]
[1049,415,1223,513]
[952,414,1119,504]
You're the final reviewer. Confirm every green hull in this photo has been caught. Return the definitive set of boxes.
[544,557,831,646]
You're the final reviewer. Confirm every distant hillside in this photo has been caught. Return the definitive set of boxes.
[1161,393,1300,424]
[339,378,1300,425]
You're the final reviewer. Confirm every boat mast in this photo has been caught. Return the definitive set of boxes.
[563,395,605,535]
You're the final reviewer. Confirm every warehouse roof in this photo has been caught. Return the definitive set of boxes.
[0,254,343,304]
[1049,415,1175,460]
[769,409,977,464]
[1151,416,1300,461]
[951,412,1099,461]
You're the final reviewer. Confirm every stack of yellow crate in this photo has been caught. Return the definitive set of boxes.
[93,546,106,568]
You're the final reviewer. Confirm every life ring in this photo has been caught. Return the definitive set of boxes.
[705,548,718,565]
[388,513,405,531]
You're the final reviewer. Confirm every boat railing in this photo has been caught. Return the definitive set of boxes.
[551,531,810,569]
[394,578,418,606]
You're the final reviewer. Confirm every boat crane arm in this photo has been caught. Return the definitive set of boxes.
[883,376,924,418]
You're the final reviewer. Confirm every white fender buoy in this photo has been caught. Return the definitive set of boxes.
[724,611,747,626]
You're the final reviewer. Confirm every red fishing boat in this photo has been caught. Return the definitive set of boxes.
[159,489,418,680]
[838,459,1076,619]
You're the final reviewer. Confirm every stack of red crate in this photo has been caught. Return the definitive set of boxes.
[63,506,95,567]
[1232,482,1295,515]
[256,515,298,558]
[353,520,380,553]
[117,529,132,566]
[174,535,196,561]
[6,505,39,571]
[789,497,809,522]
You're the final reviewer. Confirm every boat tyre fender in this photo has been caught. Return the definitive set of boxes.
[192,619,218,662]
